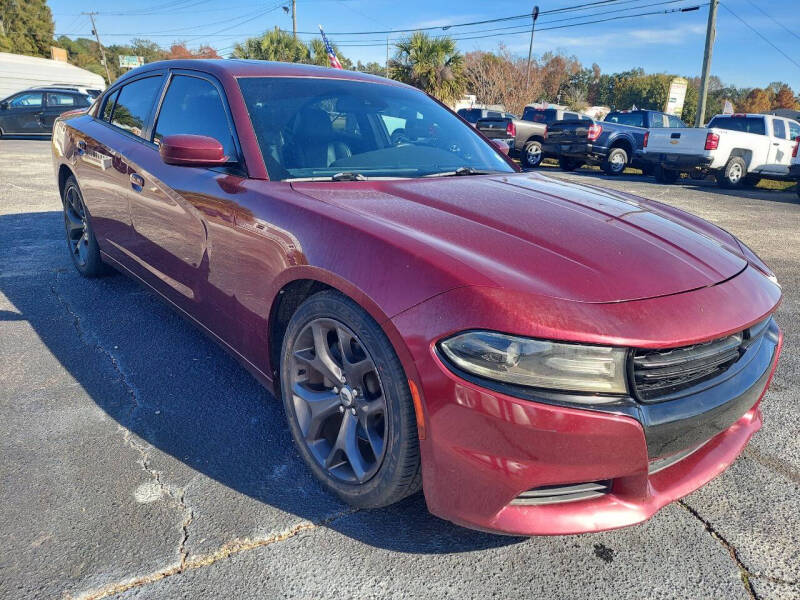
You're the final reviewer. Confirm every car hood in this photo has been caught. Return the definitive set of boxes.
[291,173,747,303]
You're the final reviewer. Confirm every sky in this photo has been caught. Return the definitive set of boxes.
[49,0,800,89]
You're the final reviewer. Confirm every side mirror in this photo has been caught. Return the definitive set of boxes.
[492,139,510,155]
[159,134,229,166]
[0,101,8,110]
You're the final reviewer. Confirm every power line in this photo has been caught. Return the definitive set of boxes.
[720,2,800,71]
[742,0,800,43]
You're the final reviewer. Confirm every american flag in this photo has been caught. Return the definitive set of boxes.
[318,25,343,69]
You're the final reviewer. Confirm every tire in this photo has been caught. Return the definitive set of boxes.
[602,147,628,175]
[521,140,543,168]
[280,290,421,508]
[716,156,747,188]
[559,157,583,172]
[62,175,110,277]
[654,165,680,184]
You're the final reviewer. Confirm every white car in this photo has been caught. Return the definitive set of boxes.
[642,113,800,187]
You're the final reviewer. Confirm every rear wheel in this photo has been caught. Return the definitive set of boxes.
[522,140,543,168]
[280,290,421,508]
[559,157,583,172]
[62,176,110,278]
[654,165,680,184]
[602,147,628,175]
[716,156,746,188]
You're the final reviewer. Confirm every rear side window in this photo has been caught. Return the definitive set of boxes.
[788,120,800,140]
[47,92,89,108]
[564,112,578,120]
[772,119,787,139]
[605,112,645,127]
[153,75,236,159]
[707,116,766,136]
[110,76,164,139]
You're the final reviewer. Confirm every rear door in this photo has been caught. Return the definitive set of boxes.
[764,118,794,175]
[0,91,44,133]
[43,92,90,132]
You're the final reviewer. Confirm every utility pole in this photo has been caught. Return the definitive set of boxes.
[292,0,297,40]
[385,36,390,78]
[525,6,540,91]
[83,12,112,85]
[695,0,719,127]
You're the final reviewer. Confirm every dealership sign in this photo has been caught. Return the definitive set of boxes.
[118,55,145,69]
[664,77,688,116]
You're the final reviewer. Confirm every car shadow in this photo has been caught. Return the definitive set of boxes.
[1,210,525,554]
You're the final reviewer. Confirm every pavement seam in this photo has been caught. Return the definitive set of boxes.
[67,507,359,600]
[677,500,799,596]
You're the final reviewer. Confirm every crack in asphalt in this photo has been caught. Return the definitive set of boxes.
[678,500,799,597]
[50,276,196,589]
[68,507,359,600]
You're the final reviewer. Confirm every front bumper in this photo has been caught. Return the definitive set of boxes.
[391,269,782,535]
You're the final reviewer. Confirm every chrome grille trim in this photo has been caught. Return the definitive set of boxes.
[511,481,611,506]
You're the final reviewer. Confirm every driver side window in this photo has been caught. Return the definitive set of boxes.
[10,92,43,107]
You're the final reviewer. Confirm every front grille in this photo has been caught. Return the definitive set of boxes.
[631,318,771,402]
[511,481,611,506]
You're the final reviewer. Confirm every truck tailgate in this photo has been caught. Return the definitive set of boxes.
[646,127,710,156]
[545,119,591,144]
[475,117,510,140]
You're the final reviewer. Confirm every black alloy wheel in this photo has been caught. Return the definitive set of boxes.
[280,290,421,508]
[62,175,109,277]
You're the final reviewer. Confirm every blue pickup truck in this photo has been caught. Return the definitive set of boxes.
[542,109,687,175]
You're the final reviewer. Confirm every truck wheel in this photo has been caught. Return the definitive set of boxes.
[522,140,543,168]
[602,147,628,175]
[559,157,583,172]
[654,166,679,184]
[717,156,746,188]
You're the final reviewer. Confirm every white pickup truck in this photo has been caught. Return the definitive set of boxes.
[642,113,800,188]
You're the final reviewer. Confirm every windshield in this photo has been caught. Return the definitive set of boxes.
[238,77,513,181]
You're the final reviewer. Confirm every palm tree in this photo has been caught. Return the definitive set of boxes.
[389,32,465,104]
[232,27,309,63]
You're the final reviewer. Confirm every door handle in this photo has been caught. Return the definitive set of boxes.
[772,142,780,146]
[130,173,145,191]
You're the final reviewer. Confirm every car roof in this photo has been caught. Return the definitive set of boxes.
[114,59,411,89]
[29,86,88,93]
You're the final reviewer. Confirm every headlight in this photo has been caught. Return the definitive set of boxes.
[439,330,628,395]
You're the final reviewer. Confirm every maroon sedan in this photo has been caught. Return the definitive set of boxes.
[51,60,782,535]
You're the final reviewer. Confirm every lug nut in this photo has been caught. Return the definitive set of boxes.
[338,406,344,413]
[350,408,357,415]
[332,387,339,394]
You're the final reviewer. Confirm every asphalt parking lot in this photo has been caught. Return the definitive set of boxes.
[1,139,798,600]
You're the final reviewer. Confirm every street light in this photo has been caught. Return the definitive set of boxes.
[525,5,540,91]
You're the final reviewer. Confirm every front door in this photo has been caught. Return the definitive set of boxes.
[1,91,44,134]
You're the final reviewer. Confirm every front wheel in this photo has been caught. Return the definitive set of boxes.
[717,156,747,188]
[522,140,543,168]
[602,147,628,175]
[280,290,421,508]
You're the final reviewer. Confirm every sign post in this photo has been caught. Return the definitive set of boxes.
[664,77,689,117]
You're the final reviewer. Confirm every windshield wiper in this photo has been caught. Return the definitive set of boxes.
[331,172,367,181]
[423,167,498,177]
